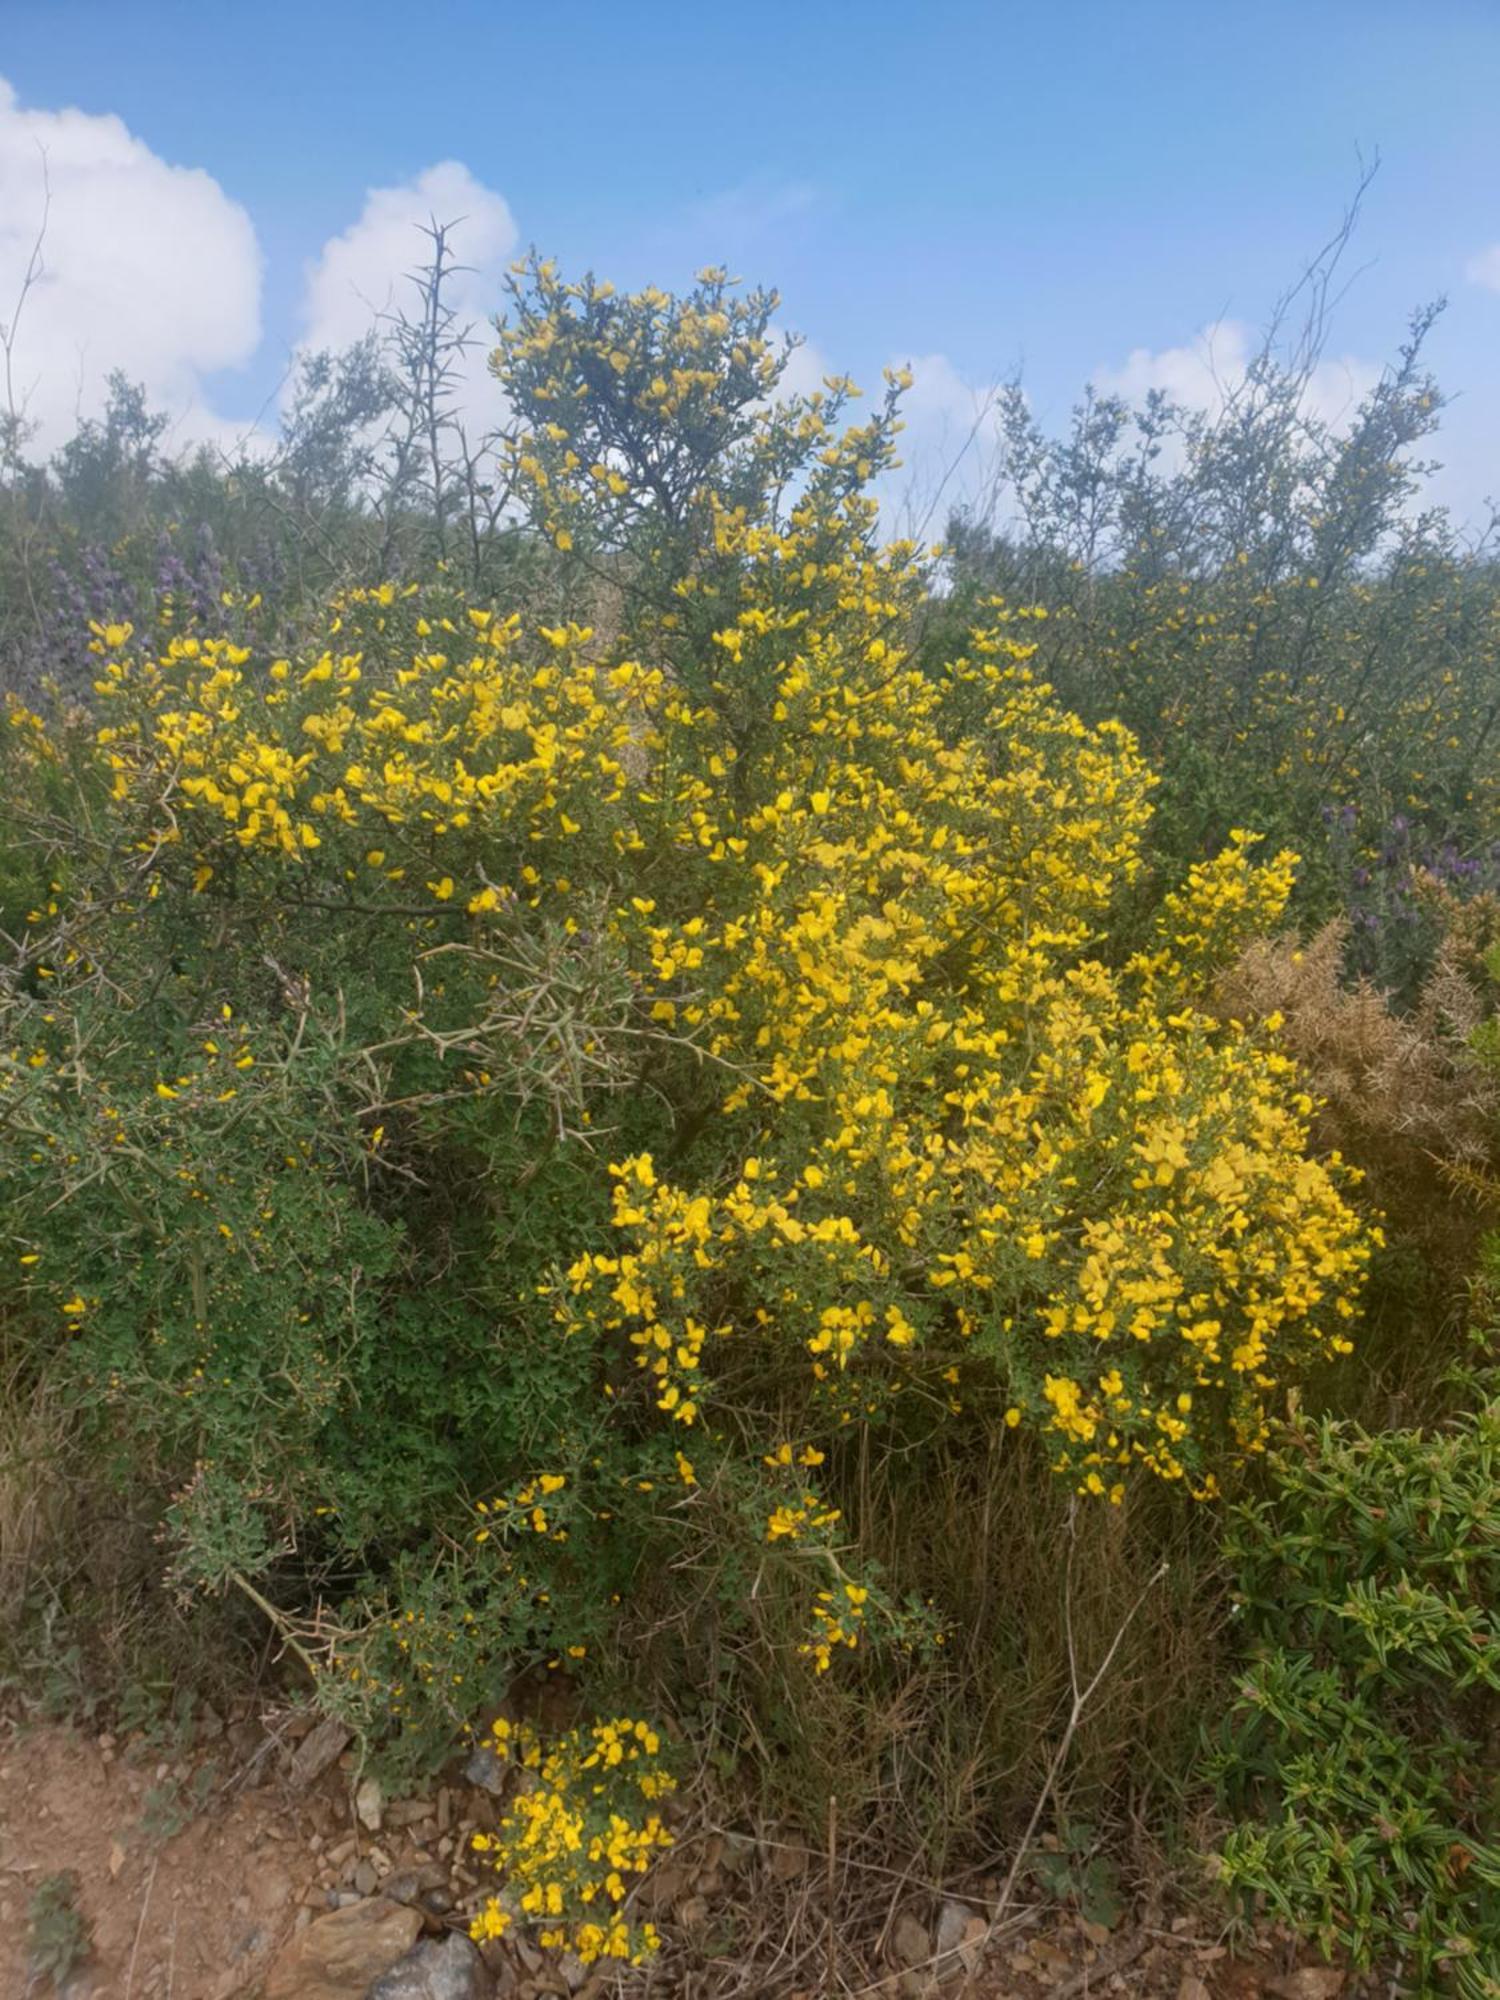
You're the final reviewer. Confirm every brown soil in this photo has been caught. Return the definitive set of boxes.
[0,1716,306,1998]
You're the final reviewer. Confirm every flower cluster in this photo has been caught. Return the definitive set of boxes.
[469,1716,674,1965]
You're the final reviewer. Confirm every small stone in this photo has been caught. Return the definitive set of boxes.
[933,1900,971,1961]
[383,1865,448,1907]
[463,1745,506,1795]
[892,1912,932,1970]
[356,1775,384,1832]
[367,1930,493,2000]
[291,1717,353,1789]
[934,1908,987,1980]
[354,1859,380,1897]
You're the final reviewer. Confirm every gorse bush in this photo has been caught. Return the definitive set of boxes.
[0,261,1385,1936]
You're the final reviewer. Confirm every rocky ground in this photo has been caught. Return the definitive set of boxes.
[0,1707,1355,2000]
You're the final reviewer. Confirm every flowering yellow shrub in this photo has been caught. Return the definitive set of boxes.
[469,1716,674,1965]
[71,550,1368,1524]
[0,268,1373,1836]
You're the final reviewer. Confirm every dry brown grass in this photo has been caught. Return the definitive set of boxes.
[0,1341,72,1633]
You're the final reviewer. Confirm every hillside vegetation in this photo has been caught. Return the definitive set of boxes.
[3,250,1499,1992]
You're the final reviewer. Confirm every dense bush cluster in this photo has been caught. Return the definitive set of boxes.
[2,248,1499,1988]
[936,303,1500,1000]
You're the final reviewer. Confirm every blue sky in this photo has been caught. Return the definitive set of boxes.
[2,0,1499,519]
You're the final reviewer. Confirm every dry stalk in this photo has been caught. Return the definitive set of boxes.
[960,1508,1167,1995]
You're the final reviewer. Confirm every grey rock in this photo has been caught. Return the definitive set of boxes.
[356,1775,384,1831]
[934,1901,970,1957]
[933,1899,986,1981]
[292,1716,353,1788]
[463,1745,506,1795]
[366,1930,493,2000]
[383,1865,449,1907]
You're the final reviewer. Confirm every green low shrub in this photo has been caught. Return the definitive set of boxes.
[1212,1378,1500,1996]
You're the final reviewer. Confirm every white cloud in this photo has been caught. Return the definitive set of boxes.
[296,160,518,427]
[1093,318,1381,434]
[877,352,1006,537]
[0,80,522,462]
[0,76,262,455]
[774,333,835,402]
[1089,318,1500,529]
[1465,245,1500,293]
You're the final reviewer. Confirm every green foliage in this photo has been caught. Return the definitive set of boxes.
[1030,1820,1124,1931]
[1212,1388,1500,1995]
[27,1870,92,1989]
[934,289,1500,995]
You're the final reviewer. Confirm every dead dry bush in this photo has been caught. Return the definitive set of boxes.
[1217,918,1500,1408]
